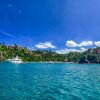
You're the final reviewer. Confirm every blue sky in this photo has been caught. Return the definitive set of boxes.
[0,0,100,53]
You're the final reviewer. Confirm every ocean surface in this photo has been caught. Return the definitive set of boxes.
[0,62,100,100]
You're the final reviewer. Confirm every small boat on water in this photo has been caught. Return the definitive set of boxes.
[7,56,23,64]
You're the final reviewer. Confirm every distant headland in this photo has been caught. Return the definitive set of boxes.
[0,43,100,64]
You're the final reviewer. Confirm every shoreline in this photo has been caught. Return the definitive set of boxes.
[3,60,100,64]
[3,60,74,64]
[24,61,74,64]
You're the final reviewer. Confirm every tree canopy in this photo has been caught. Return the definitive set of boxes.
[0,43,100,63]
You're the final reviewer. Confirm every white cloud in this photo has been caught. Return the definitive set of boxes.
[66,40,78,47]
[56,47,87,54]
[66,40,93,47]
[94,41,100,47]
[80,47,87,52]
[56,49,79,54]
[79,41,93,47]
[35,42,56,49]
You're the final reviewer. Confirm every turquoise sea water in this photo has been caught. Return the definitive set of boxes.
[0,62,100,100]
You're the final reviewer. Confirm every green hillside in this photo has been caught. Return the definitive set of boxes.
[0,43,100,63]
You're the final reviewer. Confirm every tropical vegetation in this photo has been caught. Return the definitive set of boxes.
[0,43,100,63]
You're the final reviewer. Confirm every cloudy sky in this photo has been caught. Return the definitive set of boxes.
[0,0,100,54]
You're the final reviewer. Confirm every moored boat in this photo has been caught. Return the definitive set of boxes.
[7,56,23,64]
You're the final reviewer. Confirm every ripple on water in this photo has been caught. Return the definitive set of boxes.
[0,63,100,100]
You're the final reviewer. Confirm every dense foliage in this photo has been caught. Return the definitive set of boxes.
[0,43,100,63]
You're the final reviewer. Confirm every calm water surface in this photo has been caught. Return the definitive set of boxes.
[0,62,100,100]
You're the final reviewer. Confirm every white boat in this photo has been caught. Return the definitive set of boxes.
[7,56,23,64]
